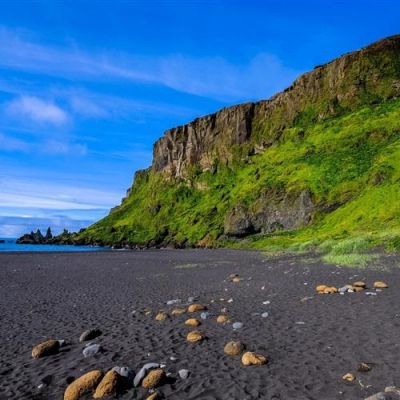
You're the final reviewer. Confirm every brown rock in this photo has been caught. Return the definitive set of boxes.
[224,341,244,356]
[93,370,120,398]
[358,362,371,372]
[352,286,364,292]
[323,287,338,294]
[241,351,267,366]
[171,308,186,316]
[64,370,103,400]
[216,315,229,323]
[232,277,241,283]
[186,330,205,343]
[188,304,206,312]
[316,285,327,293]
[142,369,165,389]
[185,318,200,327]
[342,372,355,382]
[146,393,160,400]
[353,281,366,288]
[155,312,167,321]
[32,339,60,359]
[374,281,388,288]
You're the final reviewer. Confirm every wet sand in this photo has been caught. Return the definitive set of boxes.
[0,249,399,399]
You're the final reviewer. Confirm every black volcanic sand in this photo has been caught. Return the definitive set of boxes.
[0,250,399,400]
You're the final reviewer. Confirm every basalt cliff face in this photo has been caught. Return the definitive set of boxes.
[152,35,400,179]
[63,35,400,249]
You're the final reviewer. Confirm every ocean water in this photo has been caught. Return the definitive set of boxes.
[0,238,109,252]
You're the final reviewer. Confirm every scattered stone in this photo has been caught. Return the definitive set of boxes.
[79,329,102,343]
[185,318,200,327]
[323,287,338,294]
[316,285,327,293]
[232,277,241,283]
[358,362,372,372]
[187,296,196,303]
[178,369,190,379]
[146,393,160,400]
[112,366,134,380]
[227,298,233,303]
[241,351,267,366]
[224,341,244,356]
[93,370,120,398]
[58,339,67,347]
[200,312,211,320]
[353,286,365,292]
[171,308,186,316]
[342,373,355,382]
[232,322,243,330]
[262,300,271,305]
[353,281,366,288]
[216,315,229,323]
[385,387,400,395]
[374,281,389,289]
[32,339,60,359]
[142,369,165,389]
[170,356,177,361]
[186,330,205,343]
[155,312,168,321]
[166,299,181,305]
[365,292,377,296]
[364,392,395,400]
[64,370,103,400]
[188,304,206,312]
[133,363,160,387]
[261,312,269,318]
[82,343,102,358]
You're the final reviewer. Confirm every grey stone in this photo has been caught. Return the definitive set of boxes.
[167,299,181,305]
[200,312,211,320]
[178,369,190,379]
[133,363,160,387]
[82,343,102,358]
[232,322,243,330]
[261,312,269,318]
[112,366,134,380]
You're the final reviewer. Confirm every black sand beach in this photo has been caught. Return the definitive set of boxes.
[0,249,399,399]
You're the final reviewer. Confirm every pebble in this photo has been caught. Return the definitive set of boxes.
[200,312,211,320]
[261,312,269,318]
[366,292,377,296]
[112,366,134,380]
[79,328,102,343]
[232,322,243,330]
[178,369,190,379]
[82,343,102,358]
[167,299,181,305]
[133,363,160,387]
[32,339,60,359]
[187,297,196,303]
[241,351,268,366]
[262,301,270,305]
[227,298,233,303]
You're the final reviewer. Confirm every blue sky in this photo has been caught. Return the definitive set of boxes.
[1,0,399,237]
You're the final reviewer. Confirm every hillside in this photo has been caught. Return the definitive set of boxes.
[64,35,400,255]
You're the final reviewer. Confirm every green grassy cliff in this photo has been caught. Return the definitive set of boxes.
[66,35,400,253]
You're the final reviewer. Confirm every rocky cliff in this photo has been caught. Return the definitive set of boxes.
[59,35,400,249]
[152,35,400,179]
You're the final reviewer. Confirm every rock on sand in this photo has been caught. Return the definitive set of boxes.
[32,339,60,359]
[64,370,103,400]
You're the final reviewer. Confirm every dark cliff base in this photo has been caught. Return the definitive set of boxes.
[0,250,399,399]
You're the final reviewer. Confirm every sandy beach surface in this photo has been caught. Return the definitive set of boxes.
[0,249,399,399]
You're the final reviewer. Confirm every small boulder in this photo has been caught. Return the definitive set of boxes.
[241,351,267,366]
[353,286,365,292]
[64,370,103,400]
[342,373,355,382]
[316,285,327,293]
[374,281,388,289]
[146,393,160,400]
[142,369,165,389]
[93,370,120,398]
[112,366,134,380]
[155,312,168,321]
[171,308,186,316]
[224,341,244,356]
[185,318,200,327]
[79,328,102,343]
[323,287,338,294]
[186,330,205,343]
[216,315,229,323]
[32,339,60,359]
[232,277,241,283]
[188,304,206,312]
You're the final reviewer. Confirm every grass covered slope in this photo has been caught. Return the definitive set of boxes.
[77,97,400,251]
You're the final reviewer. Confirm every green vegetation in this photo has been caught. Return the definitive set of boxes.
[73,96,400,263]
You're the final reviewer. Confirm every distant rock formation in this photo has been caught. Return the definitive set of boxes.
[17,228,53,244]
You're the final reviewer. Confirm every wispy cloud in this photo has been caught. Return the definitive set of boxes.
[5,95,69,125]
[0,132,30,152]
[0,27,300,102]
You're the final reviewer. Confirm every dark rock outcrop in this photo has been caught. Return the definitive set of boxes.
[17,228,53,244]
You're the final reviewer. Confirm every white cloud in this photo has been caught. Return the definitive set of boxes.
[0,27,300,102]
[5,95,68,125]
